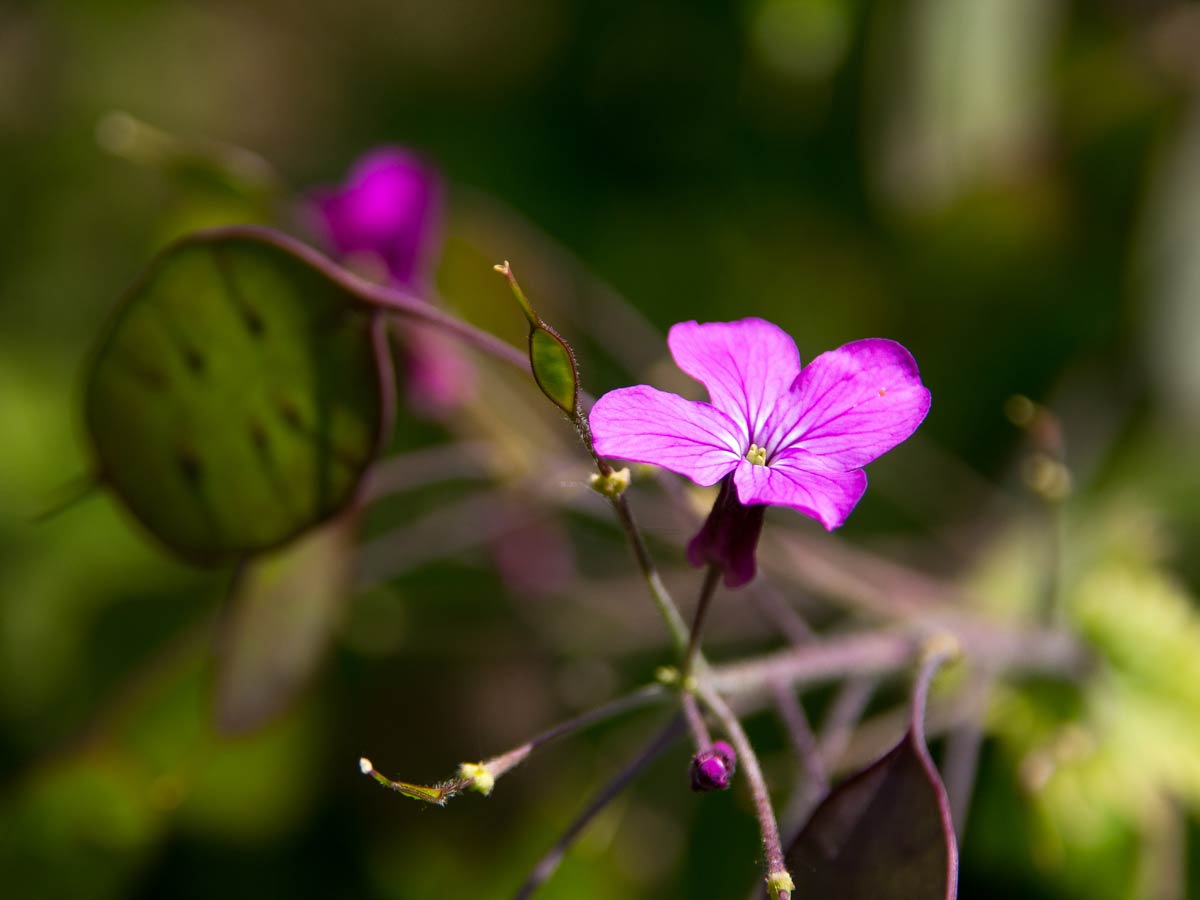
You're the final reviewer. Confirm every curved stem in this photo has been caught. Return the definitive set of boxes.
[697,682,790,900]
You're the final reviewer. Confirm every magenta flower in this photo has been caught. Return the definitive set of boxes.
[309,147,442,288]
[308,147,474,418]
[590,318,930,587]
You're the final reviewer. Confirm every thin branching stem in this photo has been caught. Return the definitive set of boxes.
[361,683,668,804]
[681,692,712,750]
[512,717,685,900]
[772,679,827,812]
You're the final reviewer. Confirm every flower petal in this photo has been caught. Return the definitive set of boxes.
[668,319,802,443]
[590,386,742,486]
[766,338,930,469]
[733,452,868,530]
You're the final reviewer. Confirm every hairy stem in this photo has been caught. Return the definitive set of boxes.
[697,682,791,899]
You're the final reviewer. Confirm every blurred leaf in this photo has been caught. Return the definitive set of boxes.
[787,650,958,899]
[213,512,358,734]
[0,753,162,900]
[85,227,392,562]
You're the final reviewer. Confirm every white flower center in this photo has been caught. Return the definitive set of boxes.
[745,443,767,466]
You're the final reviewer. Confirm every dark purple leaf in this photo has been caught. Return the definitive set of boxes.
[785,648,958,899]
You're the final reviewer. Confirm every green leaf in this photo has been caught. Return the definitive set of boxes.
[213,513,359,734]
[528,325,579,416]
[85,227,392,562]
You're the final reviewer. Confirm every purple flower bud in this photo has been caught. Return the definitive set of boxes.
[690,740,737,792]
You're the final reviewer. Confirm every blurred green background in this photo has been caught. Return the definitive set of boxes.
[5,0,1200,898]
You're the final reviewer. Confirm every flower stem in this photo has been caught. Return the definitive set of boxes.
[682,564,722,680]
[512,716,685,900]
[681,692,712,750]
[697,681,791,899]
[607,492,691,653]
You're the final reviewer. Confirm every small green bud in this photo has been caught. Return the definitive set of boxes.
[589,467,631,500]
[655,665,680,686]
[458,762,496,796]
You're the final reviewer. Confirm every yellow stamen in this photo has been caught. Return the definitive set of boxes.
[745,444,767,466]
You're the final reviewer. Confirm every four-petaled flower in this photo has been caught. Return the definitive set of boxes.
[308,147,473,418]
[589,318,930,587]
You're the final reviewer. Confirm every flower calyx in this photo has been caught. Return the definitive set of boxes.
[457,761,496,796]
[589,467,631,500]
[766,869,795,899]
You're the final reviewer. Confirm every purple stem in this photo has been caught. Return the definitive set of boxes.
[681,692,712,750]
[816,676,878,769]
[772,680,827,816]
[697,682,791,899]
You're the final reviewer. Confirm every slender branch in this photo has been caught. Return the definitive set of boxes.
[747,579,815,646]
[362,442,493,502]
[512,717,685,900]
[772,680,827,816]
[682,564,722,679]
[513,684,667,763]
[817,676,877,767]
[681,692,712,750]
[710,631,916,697]
[697,682,791,899]
[607,492,690,653]
[710,622,1087,698]
[360,683,667,805]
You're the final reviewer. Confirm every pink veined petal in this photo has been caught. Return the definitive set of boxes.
[668,318,802,444]
[764,338,930,470]
[590,386,742,486]
[732,451,868,531]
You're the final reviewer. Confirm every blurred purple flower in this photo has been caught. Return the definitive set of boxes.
[690,740,737,792]
[309,147,441,288]
[590,318,930,587]
[308,147,473,417]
